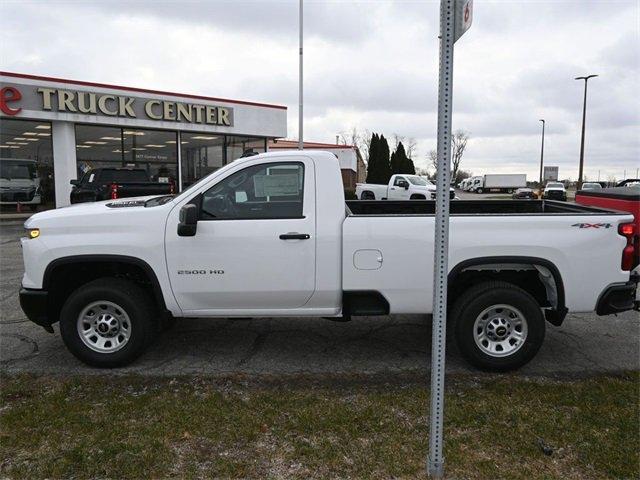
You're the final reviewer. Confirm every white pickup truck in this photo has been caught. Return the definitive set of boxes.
[20,151,638,370]
[356,174,456,200]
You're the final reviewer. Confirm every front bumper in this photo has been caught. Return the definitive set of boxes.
[19,288,53,330]
[596,277,638,316]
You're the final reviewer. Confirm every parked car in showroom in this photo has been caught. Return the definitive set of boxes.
[543,182,567,201]
[70,168,174,204]
[581,182,602,191]
[20,151,638,372]
[511,187,535,199]
[0,159,42,211]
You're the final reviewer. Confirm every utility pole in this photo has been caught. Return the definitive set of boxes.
[538,119,545,186]
[575,74,597,189]
[298,0,304,150]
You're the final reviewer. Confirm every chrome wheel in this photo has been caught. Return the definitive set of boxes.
[76,301,131,353]
[473,304,528,357]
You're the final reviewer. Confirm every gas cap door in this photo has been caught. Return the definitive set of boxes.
[353,249,383,270]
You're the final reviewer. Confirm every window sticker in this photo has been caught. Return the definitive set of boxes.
[253,173,300,197]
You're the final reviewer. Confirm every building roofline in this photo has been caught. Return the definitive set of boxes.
[0,71,288,110]
[269,140,355,149]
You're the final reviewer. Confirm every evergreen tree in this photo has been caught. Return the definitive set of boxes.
[379,134,392,183]
[365,133,380,183]
[391,142,417,175]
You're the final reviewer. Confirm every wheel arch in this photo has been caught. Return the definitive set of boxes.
[448,256,567,326]
[43,255,168,323]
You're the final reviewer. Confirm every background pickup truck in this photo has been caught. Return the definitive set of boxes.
[70,168,174,204]
[20,151,638,370]
[356,174,455,200]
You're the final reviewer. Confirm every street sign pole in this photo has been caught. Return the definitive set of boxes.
[428,0,471,478]
[298,0,304,150]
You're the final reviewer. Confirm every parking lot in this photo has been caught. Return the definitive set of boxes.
[1,221,637,377]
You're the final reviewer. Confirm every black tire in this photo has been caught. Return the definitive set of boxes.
[59,278,156,368]
[410,194,426,200]
[477,188,484,194]
[361,191,375,200]
[451,281,545,372]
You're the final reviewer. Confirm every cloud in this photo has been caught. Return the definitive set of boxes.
[1,0,638,180]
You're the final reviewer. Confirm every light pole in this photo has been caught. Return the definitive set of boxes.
[538,119,545,186]
[575,74,598,189]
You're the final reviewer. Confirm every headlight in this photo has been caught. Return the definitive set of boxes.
[26,228,40,239]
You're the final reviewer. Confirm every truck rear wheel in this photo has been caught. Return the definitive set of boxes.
[451,281,545,371]
[361,191,375,200]
[59,278,155,368]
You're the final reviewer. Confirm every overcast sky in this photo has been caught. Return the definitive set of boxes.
[2,0,638,180]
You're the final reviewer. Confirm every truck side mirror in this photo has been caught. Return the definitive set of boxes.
[178,204,198,237]
[70,179,80,186]
[398,180,409,189]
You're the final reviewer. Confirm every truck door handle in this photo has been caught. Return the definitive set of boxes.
[279,233,310,240]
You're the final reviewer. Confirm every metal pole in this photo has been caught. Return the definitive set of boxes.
[298,0,304,150]
[428,0,455,477]
[575,74,597,189]
[538,119,545,186]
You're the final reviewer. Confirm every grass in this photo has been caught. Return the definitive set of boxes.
[1,372,638,479]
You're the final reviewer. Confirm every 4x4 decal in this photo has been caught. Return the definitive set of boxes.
[571,223,612,229]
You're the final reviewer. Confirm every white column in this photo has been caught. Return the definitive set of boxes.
[51,121,76,208]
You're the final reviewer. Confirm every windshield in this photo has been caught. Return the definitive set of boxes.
[583,183,601,188]
[547,182,563,188]
[406,176,431,186]
[0,162,35,180]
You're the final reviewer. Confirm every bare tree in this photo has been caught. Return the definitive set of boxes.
[427,129,470,181]
[405,137,417,159]
[339,127,372,162]
[451,130,469,181]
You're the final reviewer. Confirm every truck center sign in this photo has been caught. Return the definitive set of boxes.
[0,83,234,126]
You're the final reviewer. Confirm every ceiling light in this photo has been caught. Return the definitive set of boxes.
[16,142,28,145]
[165,140,177,144]
[23,132,38,136]
[14,137,27,140]
[24,138,39,142]
[190,136,217,140]
[100,136,121,141]
[144,144,165,148]
[131,147,146,151]
[84,141,107,145]
[123,131,145,136]
[35,125,51,130]
[36,133,51,137]
[76,145,92,149]
[5,141,17,144]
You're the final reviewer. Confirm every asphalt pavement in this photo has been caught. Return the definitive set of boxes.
[1,221,638,377]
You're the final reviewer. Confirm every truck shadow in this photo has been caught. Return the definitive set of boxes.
[137,314,470,375]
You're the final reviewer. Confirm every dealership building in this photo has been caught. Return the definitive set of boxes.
[0,71,288,210]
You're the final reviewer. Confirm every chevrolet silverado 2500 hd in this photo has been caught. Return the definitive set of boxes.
[19,151,638,370]
[355,174,455,200]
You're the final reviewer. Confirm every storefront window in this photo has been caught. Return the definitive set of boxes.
[75,125,178,188]
[0,118,54,211]
[75,125,123,177]
[180,133,224,189]
[122,129,178,185]
[226,136,266,163]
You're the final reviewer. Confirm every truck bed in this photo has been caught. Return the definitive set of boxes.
[346,199,618,216]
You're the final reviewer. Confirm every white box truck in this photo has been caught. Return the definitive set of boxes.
[470,174,527,194]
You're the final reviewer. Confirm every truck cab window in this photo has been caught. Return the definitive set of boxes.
[200,162,304,220]
[394,176,407,187]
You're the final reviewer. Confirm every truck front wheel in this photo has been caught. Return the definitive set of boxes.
[451,281,545,371]
[59,278,156,368]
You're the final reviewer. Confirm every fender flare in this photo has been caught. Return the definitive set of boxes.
[43,254,168,311]
[448,256,567,325]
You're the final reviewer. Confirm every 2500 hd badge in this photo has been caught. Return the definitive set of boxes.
[178,269,225,275]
